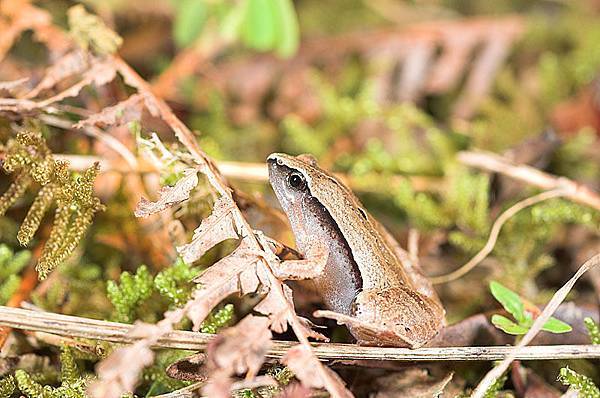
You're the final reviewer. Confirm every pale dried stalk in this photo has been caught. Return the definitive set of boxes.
[2,306,600,362]
[52,154,439,191]
[431,189,567,284]
[471,254,600,398]
[55,154,267,179]
[458,150,600,211]
[407,228,420,265]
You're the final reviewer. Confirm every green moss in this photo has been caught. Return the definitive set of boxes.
[1,132,104,279]
[0,245,31,305]
[107,265,154,323]
[558,367,600,398]
[0,375,16,398]
[200,303,235,334]
[154,257,202,307]
[13,347,87,398]
[106,257,207,323]
[584,317,600,345]
[483,374,507,398]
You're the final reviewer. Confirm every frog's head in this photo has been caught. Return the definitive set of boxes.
[266,153,315,215]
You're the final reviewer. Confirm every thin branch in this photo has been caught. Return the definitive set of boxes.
[40,114,138,169]
[430,189,567,284]
[458,150,600,211]
[471,253,600,398]
[2,306,600,362]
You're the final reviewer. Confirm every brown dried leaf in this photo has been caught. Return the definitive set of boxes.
[88,309,184,398]
[277,383,314,398]
[209,315,272,377]
[166,353,208,382]
[283,345,352,397]
[177,195,239,263]
[75,94,143,128]
[0,57,116,113]
[452,26,520,119]
[184,17,524,124]
[135,168,199,217]
[373,368,454,398]
[185,239,267,330]
[48,57,116,102]
[0,0,69,61]
[24,50,88,99]
[87,340,154,398]
[203,315,272,398]
[255,284,328,341]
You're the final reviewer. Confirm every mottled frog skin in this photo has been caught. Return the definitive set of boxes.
[267,153,445,348]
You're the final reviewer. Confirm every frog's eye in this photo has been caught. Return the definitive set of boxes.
[287,172,306,190]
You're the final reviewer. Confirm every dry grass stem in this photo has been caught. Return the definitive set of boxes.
[431,189,567,284]
[2,306,600,362]
[52,154,440,192]
[458,150,600,211]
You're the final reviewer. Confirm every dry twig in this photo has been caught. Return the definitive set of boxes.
[2,306,600,362]
[458,150,600,211]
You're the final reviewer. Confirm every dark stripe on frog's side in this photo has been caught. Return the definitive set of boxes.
[300,192,364,314]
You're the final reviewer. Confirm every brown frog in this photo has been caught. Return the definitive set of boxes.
[267,153,445,348]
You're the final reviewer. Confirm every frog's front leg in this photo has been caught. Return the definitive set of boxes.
[270,240,329,281]
[315,286,445,348]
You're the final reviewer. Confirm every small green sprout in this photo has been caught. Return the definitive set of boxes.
[489,281,572,335]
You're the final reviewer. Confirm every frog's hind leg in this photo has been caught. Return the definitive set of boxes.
[316,287,445,348]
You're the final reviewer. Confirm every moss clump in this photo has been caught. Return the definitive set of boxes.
[0,245,30,305]
[1,132,105,279]
[12,347,87,398]
[558,367,600,398]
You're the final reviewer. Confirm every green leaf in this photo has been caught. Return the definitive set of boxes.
[491,314,529,335]
[542,317,572,334]
[220,1,246,41]
[489,281,526,324]
[270,0,299,57]
[241,0,276,51]
[173,0,207,48]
